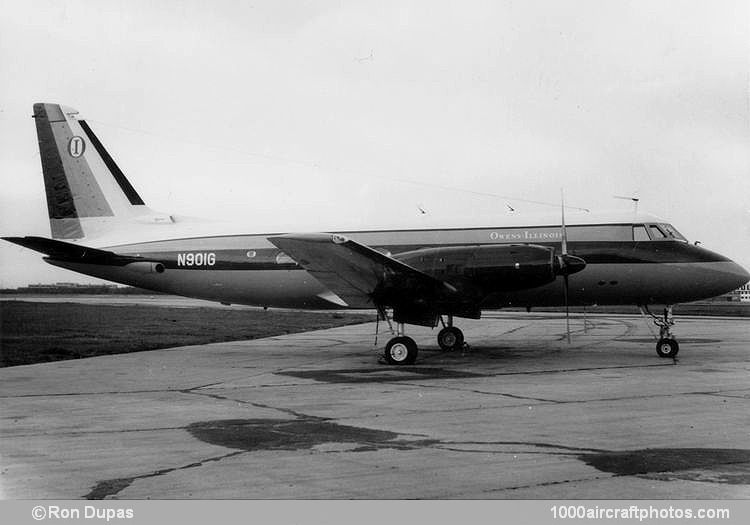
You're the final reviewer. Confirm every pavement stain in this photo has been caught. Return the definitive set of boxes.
[186,418,439,452]
[579,448,750,484]
[83,419,750,499]
[279,367,483,384]
[83,418,438,499]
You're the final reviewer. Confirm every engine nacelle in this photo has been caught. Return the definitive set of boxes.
[125,261,165,274]
[396,244,559,292]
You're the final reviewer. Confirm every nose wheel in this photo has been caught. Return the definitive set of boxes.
[656,338,679,358]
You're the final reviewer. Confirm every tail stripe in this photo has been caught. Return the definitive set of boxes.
[34,103,114,219]
[34,104,76,219]
[79,120,145,206]
[34,104,86,238]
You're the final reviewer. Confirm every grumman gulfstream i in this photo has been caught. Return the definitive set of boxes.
[4,103,749,364]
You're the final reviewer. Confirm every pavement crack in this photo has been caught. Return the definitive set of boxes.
[435,440,608,453]
[397,382,561,403]
[3,425,189,438]
[181,387,316,420]
[84,451,245,500]
[482,474,614,494]
[0,388,195,398]
[433,446,581,456]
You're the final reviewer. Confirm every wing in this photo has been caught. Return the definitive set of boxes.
[268,233,466,324]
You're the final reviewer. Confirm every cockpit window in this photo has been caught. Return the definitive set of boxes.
[633,225,649,241]
[648,225,666,239]
[660,223,687,241]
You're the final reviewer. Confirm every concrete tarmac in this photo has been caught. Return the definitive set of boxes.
[1,313,749,499]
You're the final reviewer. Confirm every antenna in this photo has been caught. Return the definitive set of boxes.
[613,195,640,216]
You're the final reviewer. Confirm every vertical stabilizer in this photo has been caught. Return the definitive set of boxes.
[32,103,167,240]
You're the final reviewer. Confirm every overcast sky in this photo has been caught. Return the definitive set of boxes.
[1,0,749,287]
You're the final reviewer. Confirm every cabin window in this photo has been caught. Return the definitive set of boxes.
[633,225,649,241]
[649,225,666,239]
[565,225,632,241]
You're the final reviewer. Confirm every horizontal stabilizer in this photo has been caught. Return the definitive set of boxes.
[3,236,132,265]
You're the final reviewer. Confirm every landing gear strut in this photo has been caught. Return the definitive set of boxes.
[384,323,418,365]
[437,315,464,351]
[647,305,680,358]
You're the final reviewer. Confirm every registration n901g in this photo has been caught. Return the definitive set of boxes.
[177,252,216,266]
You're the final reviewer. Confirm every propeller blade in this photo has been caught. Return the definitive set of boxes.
[560,188,568,255]
[561,188,571,343]
[564,274,571,343]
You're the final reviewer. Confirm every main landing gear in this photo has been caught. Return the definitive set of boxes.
[437,315,464,351]
[380,315,466,365]
[644,305,680,358]
[383,323,418,365]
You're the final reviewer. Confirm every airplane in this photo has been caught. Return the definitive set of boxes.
[4,103,749,365]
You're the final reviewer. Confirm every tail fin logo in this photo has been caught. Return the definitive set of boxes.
[68,136,85,158]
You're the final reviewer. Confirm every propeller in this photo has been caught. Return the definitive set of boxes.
[561,190,570,343]
[556,190,587,343]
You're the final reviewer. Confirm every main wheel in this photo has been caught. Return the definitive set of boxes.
[656,338,679,358]
[437,326,464,351]
[384,336,418,365]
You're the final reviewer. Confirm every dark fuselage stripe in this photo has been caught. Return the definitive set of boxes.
[116,240,730,271]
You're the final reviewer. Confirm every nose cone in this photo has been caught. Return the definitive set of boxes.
[683,245,750,300]
[662,251,750,303]
[704,258,750,299]
[725,261,750,292]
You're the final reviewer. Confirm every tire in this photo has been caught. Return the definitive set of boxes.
[437,326,464,351]
[384,336,418,365]
[656,338,679,358]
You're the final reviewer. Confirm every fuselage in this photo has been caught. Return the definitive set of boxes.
[46,217,750,312]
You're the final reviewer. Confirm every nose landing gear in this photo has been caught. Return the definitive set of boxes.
[643,305,680,358]
[656,337,679,358]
